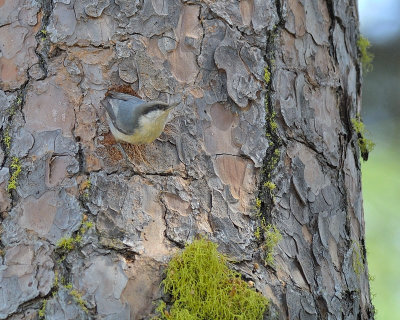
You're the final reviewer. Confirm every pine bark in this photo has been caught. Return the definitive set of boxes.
[0,0,374,319]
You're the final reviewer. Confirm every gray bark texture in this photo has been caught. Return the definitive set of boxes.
[0,0,374,319]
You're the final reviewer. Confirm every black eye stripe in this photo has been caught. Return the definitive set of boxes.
[143,104,169,114]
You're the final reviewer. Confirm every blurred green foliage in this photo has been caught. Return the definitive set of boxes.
[363,143,400,320]
[360,30,400,319]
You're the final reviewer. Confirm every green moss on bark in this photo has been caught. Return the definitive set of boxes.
[156,238,268,320]
[7,157,21,192]
[351,117,375,161]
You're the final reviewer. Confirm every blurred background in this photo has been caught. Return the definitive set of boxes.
[358,0,400,319]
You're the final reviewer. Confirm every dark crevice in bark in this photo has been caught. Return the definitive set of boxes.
[315,296,329,319]
[8,295,47,319]
[325,0,338,62]
[1,90,27,208]
[34,0,55,80]
[247,16,286,319]
[338,88,354,145]
[109,249,137,263]
[141,171,189,178]
[51,242,100,317]
[274,0,285,28]
[286,136,338,170]
[60,42,114,50]
[214,152,256,165]
[163,232,186,249]
[258,31,283,223]
[159,196,186,249]
[77,144,87,175]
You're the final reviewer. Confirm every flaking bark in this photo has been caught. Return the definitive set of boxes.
[0,0,374,319]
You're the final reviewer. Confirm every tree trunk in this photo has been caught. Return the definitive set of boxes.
[0,0,374,319]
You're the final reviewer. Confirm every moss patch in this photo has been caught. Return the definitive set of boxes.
[40,28,47,41]
[56,216,93,256]
[263,181,276,192]
[2,128,11,151]
[352,241,365,276]
[357,35,374,73]
[261,223,282,266]
[56,237,76,252]
[255,198,262,209]
[53,270,59,290]
[264,67,271,84]
[69,289,89,313]
[253,213,282,267]
[7,157,22,192]
[156,238,269,320]
[351,117,375,161]
[7,95,23,117]
[38,299,47,319]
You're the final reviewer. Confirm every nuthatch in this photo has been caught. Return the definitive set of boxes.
[101,91,178,145]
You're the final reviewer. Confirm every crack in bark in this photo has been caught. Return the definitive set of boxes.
[34,0,55,80]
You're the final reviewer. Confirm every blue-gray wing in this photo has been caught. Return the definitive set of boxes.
[101,93,145,135]
[107,91,144,104]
